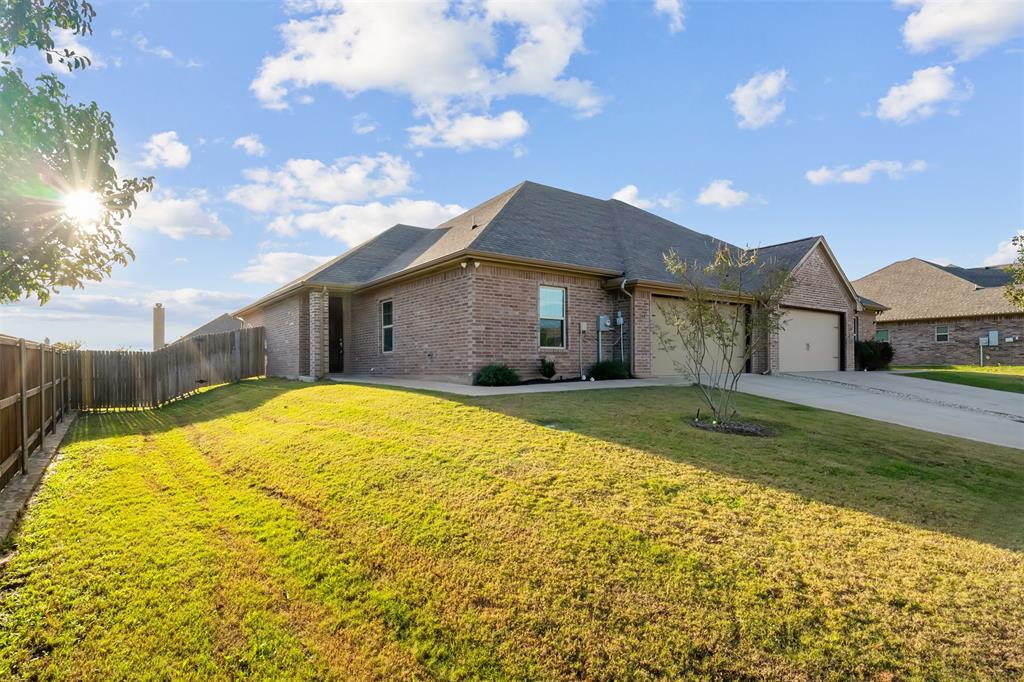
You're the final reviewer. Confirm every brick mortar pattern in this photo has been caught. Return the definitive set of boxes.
[240,294,306,378]
[876,316,1024,365]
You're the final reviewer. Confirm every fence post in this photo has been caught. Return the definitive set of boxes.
[52,348,57,425]
[39,342,45,437]
[19,339,28,474]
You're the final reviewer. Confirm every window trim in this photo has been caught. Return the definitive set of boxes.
[934,324,949,343]
[538,285,567,349]
[853,315,860,341]
[381,299,394,353]
[875,329,890,343]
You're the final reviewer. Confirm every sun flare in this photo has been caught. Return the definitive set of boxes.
[61,190,105,229]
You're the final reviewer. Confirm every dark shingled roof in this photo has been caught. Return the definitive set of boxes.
[180,313,242,340]
[235,181,830,315]
[931,262,1012,289]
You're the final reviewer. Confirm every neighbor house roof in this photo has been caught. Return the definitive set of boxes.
[180,313,242,340]
[234,181,843,316]
[853,258,1017,322]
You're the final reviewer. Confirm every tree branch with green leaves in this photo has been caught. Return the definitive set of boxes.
[1,0,152,304]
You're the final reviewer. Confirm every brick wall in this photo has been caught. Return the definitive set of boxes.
[308,289,329,379]
[470,264,630,381]
[240,293,307,378]
[856,311,877,343]
[632,289,653,377]
[876,315,1024,365]
[346,266,474,381]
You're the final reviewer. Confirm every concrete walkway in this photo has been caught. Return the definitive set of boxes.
[330,374,689,396]
[331,372,1023,449]
[1,412,77,544]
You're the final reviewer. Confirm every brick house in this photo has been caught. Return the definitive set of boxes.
[233,181,864,383]
[853,258,1023,366]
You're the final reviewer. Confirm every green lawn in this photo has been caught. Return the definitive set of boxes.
[1,380,1022,680]
[894,365,1024,394]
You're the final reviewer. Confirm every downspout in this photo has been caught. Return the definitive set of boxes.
[619,279,634,377]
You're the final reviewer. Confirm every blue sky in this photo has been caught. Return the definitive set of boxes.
[2,0,1022,349]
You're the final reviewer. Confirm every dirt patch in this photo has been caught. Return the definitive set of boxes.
[691,419,776,437]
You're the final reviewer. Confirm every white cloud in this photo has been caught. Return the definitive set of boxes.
[131,33,201,67]
[141,131,191,168]
[983,230,1024,266]
[251,1,602,148]
[226,153,413,213]
[654,0,684,33]
[876,65,971,124]
[408,110,529,150]
[805,159,928,185]
[128,188,230,239]
[897,0,1024,60]
[268,198,465,245]
[611,184,679,210]
[727,68,788,129]
[352,113,377,135]
[233,134,267,156]
[233,251,333,284]
[696,179,749,208]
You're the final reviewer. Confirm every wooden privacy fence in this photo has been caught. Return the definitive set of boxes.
[0,327,265,492]
[0,335,73,492]
[69,327,266,410]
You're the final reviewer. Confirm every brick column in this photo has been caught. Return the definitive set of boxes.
[308,289,329,379]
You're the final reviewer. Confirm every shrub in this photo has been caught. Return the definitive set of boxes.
[855,340,894,371]
[539,358,556,379]
[475,364,521,386]
[589,359,630,380]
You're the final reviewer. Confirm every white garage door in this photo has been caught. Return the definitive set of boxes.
[650,296,746,378]
[779,308,840,371]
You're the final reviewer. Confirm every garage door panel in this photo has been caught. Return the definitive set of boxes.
[651,297,746,377]
[779,308,840,371]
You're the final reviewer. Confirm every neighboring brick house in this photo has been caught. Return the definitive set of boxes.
[234,181,864,382]
[853,258,1023,366]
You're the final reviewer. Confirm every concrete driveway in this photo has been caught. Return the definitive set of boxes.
[735,372,1023,450]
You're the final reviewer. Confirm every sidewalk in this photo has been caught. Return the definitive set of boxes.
[0,412,77,544]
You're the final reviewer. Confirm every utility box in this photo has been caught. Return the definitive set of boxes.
[988,330,999,347]
[597,315,613,332]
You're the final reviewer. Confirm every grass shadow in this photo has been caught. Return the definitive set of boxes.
[449,385,1024,551]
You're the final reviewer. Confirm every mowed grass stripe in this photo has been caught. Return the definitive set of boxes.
[181,383,1019,678]
[1,379,1022,680]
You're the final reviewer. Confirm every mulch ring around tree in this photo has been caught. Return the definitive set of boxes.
[691,418,777,437]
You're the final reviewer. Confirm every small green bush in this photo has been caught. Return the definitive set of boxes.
[475,364,521,386]
[855,340,894,370]
[589,359,630,380]
[539,358,556,379]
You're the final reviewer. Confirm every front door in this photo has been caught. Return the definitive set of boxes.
[328,296,343,373]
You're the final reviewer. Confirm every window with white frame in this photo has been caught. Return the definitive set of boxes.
[381,300,394,352]
[875,329,890,343]
[935,325,949,342]
[538,286,566,348]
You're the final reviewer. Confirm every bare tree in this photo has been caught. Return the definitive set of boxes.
[654,244,795,424]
